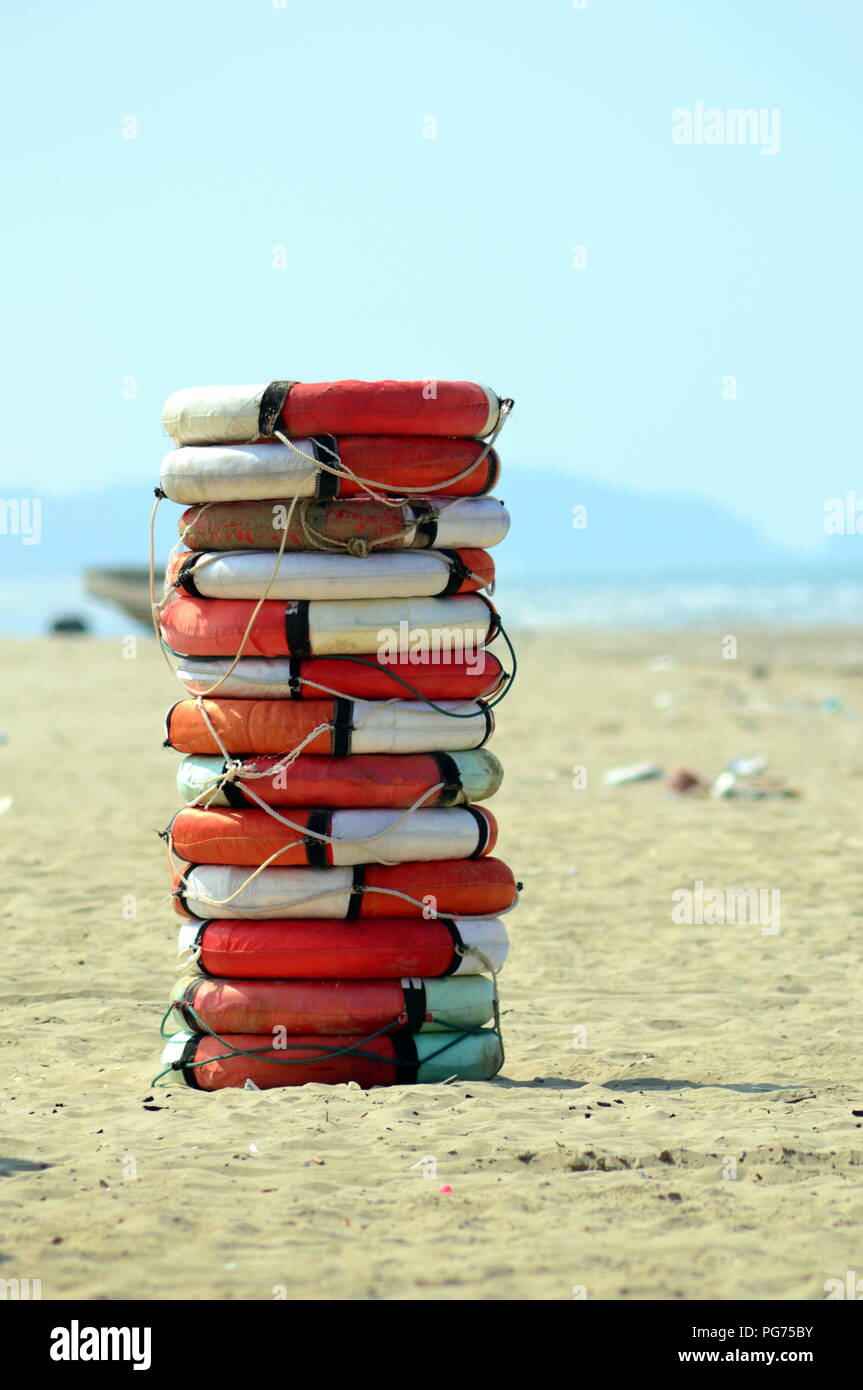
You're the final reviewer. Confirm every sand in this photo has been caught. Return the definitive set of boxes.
[1,628,861,1302]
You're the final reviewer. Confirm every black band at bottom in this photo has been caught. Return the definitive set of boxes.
[285,600,311,657]
[440,917,465,976]
[388,1027,420,1083]
[346,864,366,920]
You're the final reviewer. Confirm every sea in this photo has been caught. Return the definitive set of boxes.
[0,568,860,636]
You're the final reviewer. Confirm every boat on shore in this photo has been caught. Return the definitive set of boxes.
[84,566,153,627]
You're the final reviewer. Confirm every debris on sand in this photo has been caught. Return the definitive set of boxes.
[666,768,705,795]
[603,762,663,787]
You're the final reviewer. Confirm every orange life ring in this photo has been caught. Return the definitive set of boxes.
[164,696,494,757]
[173,855,518,920]
[169,805,497,867]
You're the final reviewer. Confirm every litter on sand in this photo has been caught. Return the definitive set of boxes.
[603,762,663,787]
[666,768,705,795]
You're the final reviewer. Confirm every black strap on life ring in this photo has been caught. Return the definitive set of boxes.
[346,864,366,920]
[191,920,215,977]
[477,702,494,747]
[303,808,331,868]
[173,863,199,916]
[476,593,500,641]
[220,763,250,808]
[400,980,427,1032]
[411,502,438,549]
[388,1028,420,1083]
[331,698,354,756]
[284,600,311,657]
[312,436,339,498]
[439,548,471,596]
[440,917,466,976]
[163,701,180,749]
[465,806,491,859]
[288,654,303,699]
[481,447,500,495]
[175,554,202,597]
[258,381,292,437]
[177,1032,205,1089]
[429,751,463,806]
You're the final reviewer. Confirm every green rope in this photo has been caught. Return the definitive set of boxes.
[159,1000,177,1039]
[169,1001,404,1064]
[152,1000,501,1087]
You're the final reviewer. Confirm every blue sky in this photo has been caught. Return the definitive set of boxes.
[1,0,859,554]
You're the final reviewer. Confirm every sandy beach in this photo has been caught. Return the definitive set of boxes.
[1,627,861,1302]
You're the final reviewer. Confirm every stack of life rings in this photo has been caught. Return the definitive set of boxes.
[152,379,519,1091]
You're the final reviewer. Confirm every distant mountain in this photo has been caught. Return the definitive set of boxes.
[495,467,806,577]
[0,484,174,577]
[0,468,853,581]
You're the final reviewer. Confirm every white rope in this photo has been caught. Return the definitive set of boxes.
[176,876,521,916]
[459,945,504,1061]
[168,696,469,869]
[272,399,511,506]
[156,487,309,699]
[177,500,214,546]
[150,494,180,681]
[192,694,333,767]
[165,779,450,872]
[153,401,510,700]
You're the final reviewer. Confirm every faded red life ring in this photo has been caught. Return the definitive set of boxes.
[178,915,509,980]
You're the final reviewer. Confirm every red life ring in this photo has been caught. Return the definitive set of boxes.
[171,652,506,702]
[176,749,503,809]
[162,380,502,446]
[162,1025,503,1089]
[168,974,494,1037]
[179,915,509,979]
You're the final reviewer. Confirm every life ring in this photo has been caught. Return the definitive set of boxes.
[162,380,502,447]
[166,547,494,601]
[173,855,518,920]
[170,650,507,702]
[178,496,510,553]
[160,437,500,503]
[169,805,497,867]
[167,973,494,1036]
[160,1026,504,1089]
[176,749,503,809]
[159,591,497,659]
[164,697,494,756]
[178,914,509,979]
